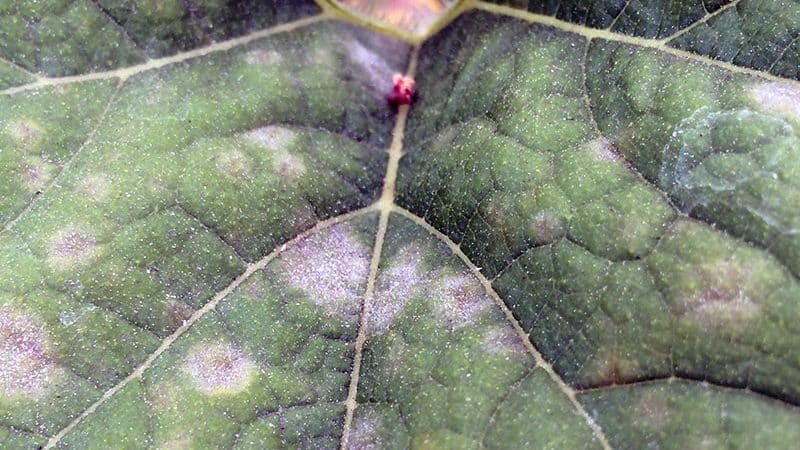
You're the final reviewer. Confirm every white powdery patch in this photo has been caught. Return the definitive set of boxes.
[21,156,54,192]
[370,244,493,334]
[244,126,306,179]
[77,173,112,201]
[347,410,382,450]
[345,40,397,98]
[481,326,528,357]
[585,137,621,162]
[279,224,371,324]
[245,49,282,66]
[430,272,493,330]
[183,342,256,395]
[47,227,98,269]
[677,261,764,328]
[749,82,800,121]
[529,211,565,243]
[215,149,252,180]
[7,120,42,146]
[0,309,61,398]
[368,245,425,336]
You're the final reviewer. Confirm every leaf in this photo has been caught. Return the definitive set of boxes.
[1,1,799,449]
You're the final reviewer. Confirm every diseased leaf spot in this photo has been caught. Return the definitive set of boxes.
[348,410,382,450]
[0,309,61,398]
[77,173,112,201]
[749,82,800,121]
[369,245,423,336]
[20,155,55,193]
[585,137,621,163]
[371,244,493,334]
[677,261,764,327]
[245,49,283,66]
[431,272,491,330]
[6,120,42,147]
[481,326,527,357]
[215,149,252,180]
[345,40,399,97]
[279,223,371,324]
[582,347,641,386]
[183,342,256,395]
[530,211,565,243]
[245,126,307,179]
[47,227,98,269]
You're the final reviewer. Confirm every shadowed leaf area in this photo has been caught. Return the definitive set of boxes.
[1,0,799,449]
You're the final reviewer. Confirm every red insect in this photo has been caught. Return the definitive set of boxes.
[388,73,416,106]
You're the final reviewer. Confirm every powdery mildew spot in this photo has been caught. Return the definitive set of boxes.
[345,40,396,97]
[368,245,424,336]
[677,261,764,328]
[7,120,42,147]
[481,326,528,357]
[245,126,306,179]
[183,342,256,395]
[370,244,493,334]
[279,223,371,324]
[749,82,800,121]
[530,211,565,243]
[47,227,98,269]
[0,309,61,398]
[582,346,640,386]
[215,149,252,180]
[77,173,112,201]
[635,390,672,430]
[431,272,492,330]
[585,137,621,163]
[20,156,54,193]
[347,410,382,450]
[245,49,282,66]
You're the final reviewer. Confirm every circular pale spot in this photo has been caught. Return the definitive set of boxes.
[184,342,256,395]
[215,149,251,180]
[48,227,98,269]
[0,309,60,398]
[77,173,112,201]
[7,120,42,147]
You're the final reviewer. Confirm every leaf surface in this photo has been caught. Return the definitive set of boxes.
[1,1,799,449]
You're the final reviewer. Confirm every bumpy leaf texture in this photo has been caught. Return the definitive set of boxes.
[0,0,798,449]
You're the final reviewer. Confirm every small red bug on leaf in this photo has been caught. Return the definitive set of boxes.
[388,73,415,106]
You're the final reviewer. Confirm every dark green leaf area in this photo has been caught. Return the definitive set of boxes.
[587,40,800,276]
[401,12,674,277]
[61,215,380,448]
[668,0,800,80]
[495,218,800,403]
[0,23,407,444]
[0,80,117,224]
[0,0,321,77]
[485,0,734,38]
[351,214,600,449]
[0,0,144,76]
[95,0,321,59]
[580,382,800,450]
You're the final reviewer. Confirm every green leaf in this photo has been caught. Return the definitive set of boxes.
[1,1,799,449]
